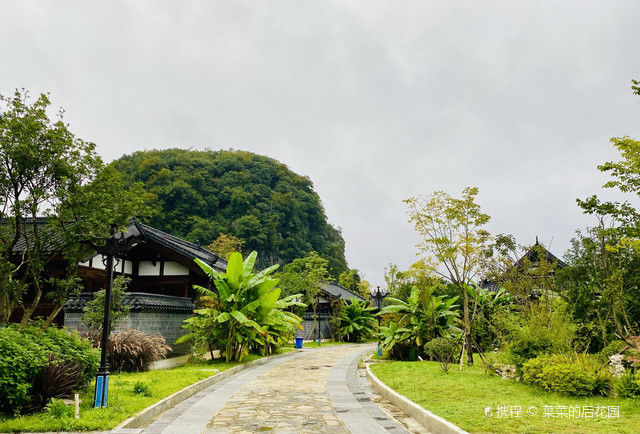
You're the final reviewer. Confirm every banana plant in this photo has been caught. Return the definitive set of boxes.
[337,298,377,342]
[379,285,460,349]
[178,251,306,362]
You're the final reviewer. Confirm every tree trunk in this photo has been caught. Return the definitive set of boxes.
[462,287,473,365]
[42,304,64,329]
[19,287,42,329]
[0,292,13,324]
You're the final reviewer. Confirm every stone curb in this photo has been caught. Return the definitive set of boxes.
[115,350,300,430]
[365,362,468,434]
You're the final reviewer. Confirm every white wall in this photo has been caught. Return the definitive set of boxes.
[163,261,189,276]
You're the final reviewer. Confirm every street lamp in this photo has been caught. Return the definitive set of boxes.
[93,226,140,408]
[372,286,387,357]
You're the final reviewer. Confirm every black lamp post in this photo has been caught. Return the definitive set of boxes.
[94,252,114,408]
[372,286,387,357]
[93,226,140,408]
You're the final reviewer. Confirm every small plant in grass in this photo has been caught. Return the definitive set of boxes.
[43,398,73,419]
[132,381,152,397]
[424,336,461,373]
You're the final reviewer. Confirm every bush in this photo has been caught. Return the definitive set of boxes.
[85,329,171,372]
[335,298,377,343]
[30,355,83,410]
[506,299,575,370]
[601,340,628,359]
[0,324,98,414]
[614,371,640,398]
[522,353,612,396]
[43,398,73,419]
[425,337,460,373]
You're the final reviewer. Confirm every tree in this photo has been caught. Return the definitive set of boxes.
[338,269,361,293]
[207,233,245,260]
[0,90,148,326]
[558,219,640,347]
[81,275,131,331]
[570,79,640,345]
[277,251,330,338]
[404,187,491,365]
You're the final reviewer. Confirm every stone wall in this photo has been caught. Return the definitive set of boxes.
[64,311,192,354]
[299,313,333,340]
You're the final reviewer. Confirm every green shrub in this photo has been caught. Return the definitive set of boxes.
[335,298,377,343]
[507,298,575,370]
[0,324,98,414]
[522,353,612,396]
[0,326,49,413]
[43,398,73,419]
[601,340,627,359]
[614,371,640,398]
[424,337,461,373]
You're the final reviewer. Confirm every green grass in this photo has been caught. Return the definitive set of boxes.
[0,356,257,432]
[370,360,640,434]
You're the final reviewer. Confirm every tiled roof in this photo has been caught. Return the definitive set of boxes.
[8,217,227,272]
[135,221,227,272]
[64,292,194,313]
[9,217,65,255]
[320,282,366,302]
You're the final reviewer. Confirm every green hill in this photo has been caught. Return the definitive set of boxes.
[110,149,347,277]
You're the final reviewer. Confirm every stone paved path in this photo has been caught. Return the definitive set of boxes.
[134,344,418,434]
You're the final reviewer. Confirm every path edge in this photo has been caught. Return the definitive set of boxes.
[116,350,299,429]
[365,362,468,434]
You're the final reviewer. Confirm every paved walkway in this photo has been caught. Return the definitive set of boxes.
[134,344,415,434]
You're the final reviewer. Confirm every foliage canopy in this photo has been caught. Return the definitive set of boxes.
[110,149,347,277]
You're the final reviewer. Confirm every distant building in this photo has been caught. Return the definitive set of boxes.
[299,281,366,340]
[479,238,567,291]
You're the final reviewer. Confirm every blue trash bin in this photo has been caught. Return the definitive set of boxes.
[294,337,303,349]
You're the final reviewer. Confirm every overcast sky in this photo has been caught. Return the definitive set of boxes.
[2,1,640,286]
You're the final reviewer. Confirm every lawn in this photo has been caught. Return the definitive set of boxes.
[0,355,262,432]
[370,360,640,434]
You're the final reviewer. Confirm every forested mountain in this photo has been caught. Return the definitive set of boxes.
[110,149,348,277]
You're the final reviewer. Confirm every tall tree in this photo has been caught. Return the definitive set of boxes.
[404,187,491,365]
[277,251,330,337]
[0,90,148,326]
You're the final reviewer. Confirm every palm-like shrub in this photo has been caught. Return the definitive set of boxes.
[178,251,305,362]
[379,286,459,359]
[336,298,377,342]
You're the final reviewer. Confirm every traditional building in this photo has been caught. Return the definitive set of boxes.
[299,281,366,340]
[63,219,227,351]
[479,238,567,291]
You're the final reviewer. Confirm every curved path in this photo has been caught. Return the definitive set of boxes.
[133,344,414,434]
